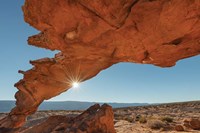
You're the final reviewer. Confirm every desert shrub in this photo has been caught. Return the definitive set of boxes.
[161,116,173,123]
[139,116,147,124]
[124,116,134,123]
[148,120,166,130]
[135,115,141,121]
[115,115,123,120]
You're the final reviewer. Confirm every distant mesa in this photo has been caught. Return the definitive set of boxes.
[0,100,148,113]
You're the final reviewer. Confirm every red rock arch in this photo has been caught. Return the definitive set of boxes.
[1,0,200,128]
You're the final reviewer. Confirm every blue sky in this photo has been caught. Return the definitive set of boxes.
[0,1,199,103]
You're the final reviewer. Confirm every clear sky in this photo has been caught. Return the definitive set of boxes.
[0,1,199,103]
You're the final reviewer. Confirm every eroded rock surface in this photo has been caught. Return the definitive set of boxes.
[1,0,200,129]
[184,118,200,130]
[21,104,115,133]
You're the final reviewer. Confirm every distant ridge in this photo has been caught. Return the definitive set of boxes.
[0,100,148,113]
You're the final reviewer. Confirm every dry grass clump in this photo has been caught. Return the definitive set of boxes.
[114,114,123,120]
[148,120,166,130]
[161,116,173,123]
[139,116,147,124]
[135,115,141,121]
[124,116,134,123]
[114,114,134,123]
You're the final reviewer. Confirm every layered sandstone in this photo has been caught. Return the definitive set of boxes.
[21,104,115,133]
[0,0,200,129]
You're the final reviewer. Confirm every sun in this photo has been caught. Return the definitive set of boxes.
[72,82,79,88]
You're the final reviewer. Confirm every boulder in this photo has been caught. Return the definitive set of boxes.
[22,104,116,133]
[184,118,200,130]
[174,125,184,131]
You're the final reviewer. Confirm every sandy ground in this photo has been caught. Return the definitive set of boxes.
[0,101,200,133]
[113,101,200,132]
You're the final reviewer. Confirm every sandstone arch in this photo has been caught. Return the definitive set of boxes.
[1,0,200,128]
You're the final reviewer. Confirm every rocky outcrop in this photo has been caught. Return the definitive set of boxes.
[184,118,200,130]
[174,125,184,131]
[21,104,115,133]
[1,0,200,129]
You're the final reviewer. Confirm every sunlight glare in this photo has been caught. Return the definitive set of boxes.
[72,82,79,88]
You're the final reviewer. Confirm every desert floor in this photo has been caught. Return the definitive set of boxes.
[0,101,199,133]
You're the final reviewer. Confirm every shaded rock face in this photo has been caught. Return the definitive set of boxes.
[21,104,116,133]
[0,0,200,129]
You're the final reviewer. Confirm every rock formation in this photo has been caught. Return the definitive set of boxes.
[20,104,116,133]
[0,0,200,129]
[184,118,200,130]
[174,125,184,131]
